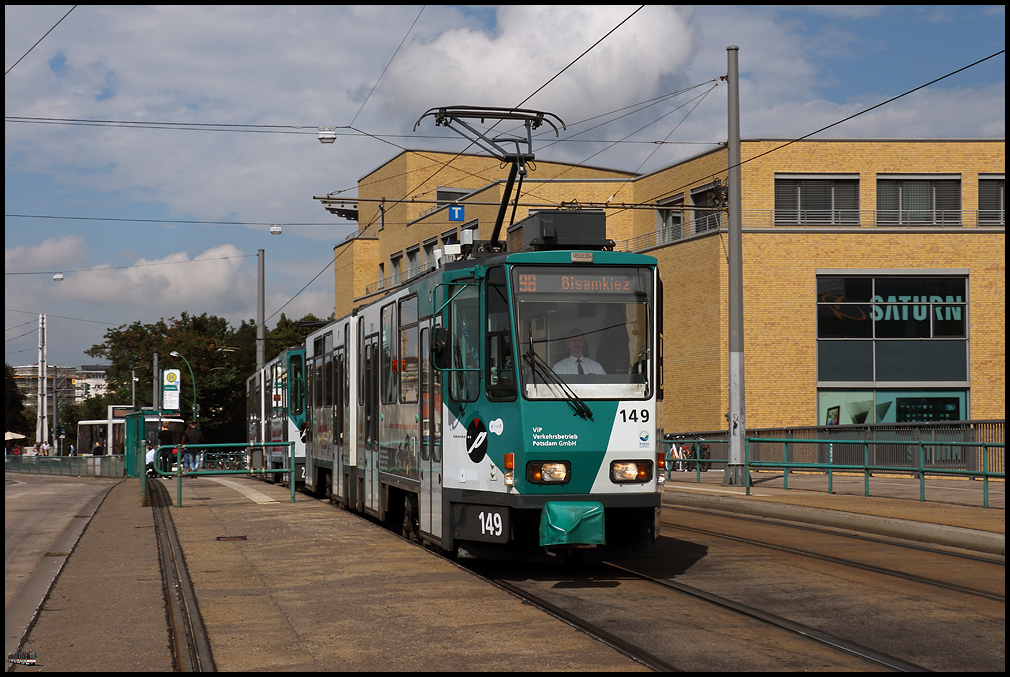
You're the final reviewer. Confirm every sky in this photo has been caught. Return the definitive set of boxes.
[5,5,1005,368]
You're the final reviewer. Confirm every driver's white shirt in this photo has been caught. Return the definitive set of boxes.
[552,354,606,374]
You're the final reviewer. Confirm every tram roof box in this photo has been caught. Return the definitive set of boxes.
[512,210,613,251]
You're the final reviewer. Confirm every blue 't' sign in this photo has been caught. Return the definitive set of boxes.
[449,205,465,221]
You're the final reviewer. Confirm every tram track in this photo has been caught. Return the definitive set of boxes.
[603,561,928,672]
[149,480,216,672]
[453,503,1003,671]
[467,556,933,672]
[488,576,680,672]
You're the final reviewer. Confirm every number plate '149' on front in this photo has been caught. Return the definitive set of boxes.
[454,504,510,544]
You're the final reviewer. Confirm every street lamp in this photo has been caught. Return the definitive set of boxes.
[129,363,150,410]
[169,351,198,426]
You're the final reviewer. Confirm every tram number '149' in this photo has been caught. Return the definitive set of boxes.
[480,511,503,537]
[619,408,650,423]
[455,504,510,544]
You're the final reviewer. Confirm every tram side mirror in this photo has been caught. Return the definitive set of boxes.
[432,328,451,370]
[632,349,649,378]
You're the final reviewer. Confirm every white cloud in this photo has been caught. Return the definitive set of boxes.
[5,234,89,271]
[382,6,695,126]
[56,244,253,310]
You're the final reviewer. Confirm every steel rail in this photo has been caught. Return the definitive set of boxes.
[150,480,216,672]
[488,576,679,672]
[604,562,929,673]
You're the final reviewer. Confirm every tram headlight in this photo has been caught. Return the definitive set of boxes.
[504,453,514,487]
[526,461,570,484]
[611,460,653,483]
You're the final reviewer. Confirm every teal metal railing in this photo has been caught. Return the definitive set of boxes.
[145,441,297,507]
[662,436,1005,508]
[743,437,1004,508]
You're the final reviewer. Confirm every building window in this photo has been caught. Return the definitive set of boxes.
[876,177,961,226]
[390,253,402,286]
[775,176,859,225]
[816,274,968,424]
[436,187,472,207]
[978,177,1005,226]
[406,246,419,277]
[691,182,724,234]
[818,389,967,425]
[422,238,437,269]
[656,195,684,242]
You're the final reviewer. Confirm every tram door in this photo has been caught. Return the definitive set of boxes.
[419,325,443,539]
[363,334,379,513]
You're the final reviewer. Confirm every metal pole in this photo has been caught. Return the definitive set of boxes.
[724,45,748,486]
[257,249,265,371]
[38,314,47,445]
[53,366,59,455]
[170,351,198,426]
[153,352,159,413]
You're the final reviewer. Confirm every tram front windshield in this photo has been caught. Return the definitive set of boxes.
[512,265,653,400]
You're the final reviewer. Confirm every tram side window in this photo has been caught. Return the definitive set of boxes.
[323,332,333,409]
[323,353,333,408]
[486,267,516,401]
[448,283,480,403]
[400,296,419,403]
[313,357,323,411]
[357,321,365,406]
[381,303,397,404]
[289,354,304,417]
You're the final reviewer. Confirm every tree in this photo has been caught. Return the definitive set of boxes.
[86,312,325,444]
[5,363,34,441]
[266,313,326,362]
[87,313,252,442]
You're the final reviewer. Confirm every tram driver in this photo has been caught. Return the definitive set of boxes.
[553,329,606,375]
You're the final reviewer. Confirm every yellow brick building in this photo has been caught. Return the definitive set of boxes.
[317,139,1005,434]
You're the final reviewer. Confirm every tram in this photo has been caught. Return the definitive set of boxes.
[246,347,307,484]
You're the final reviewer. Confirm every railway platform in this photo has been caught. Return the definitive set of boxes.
[8,471,1003,671]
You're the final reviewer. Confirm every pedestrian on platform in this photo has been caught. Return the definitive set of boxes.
[182,420,204,475]
[158,421,176,474]
[145,442,158,477]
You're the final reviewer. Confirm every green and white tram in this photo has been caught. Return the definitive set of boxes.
[246,347,307,485]
[301,107,663,560]
[303,209,664,561]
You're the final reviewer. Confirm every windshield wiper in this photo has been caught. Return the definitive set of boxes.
[522,344,594,421]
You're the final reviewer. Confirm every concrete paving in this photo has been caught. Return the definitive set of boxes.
[5,470,1003,671]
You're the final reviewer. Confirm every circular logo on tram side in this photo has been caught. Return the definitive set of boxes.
[466,418,488,463]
